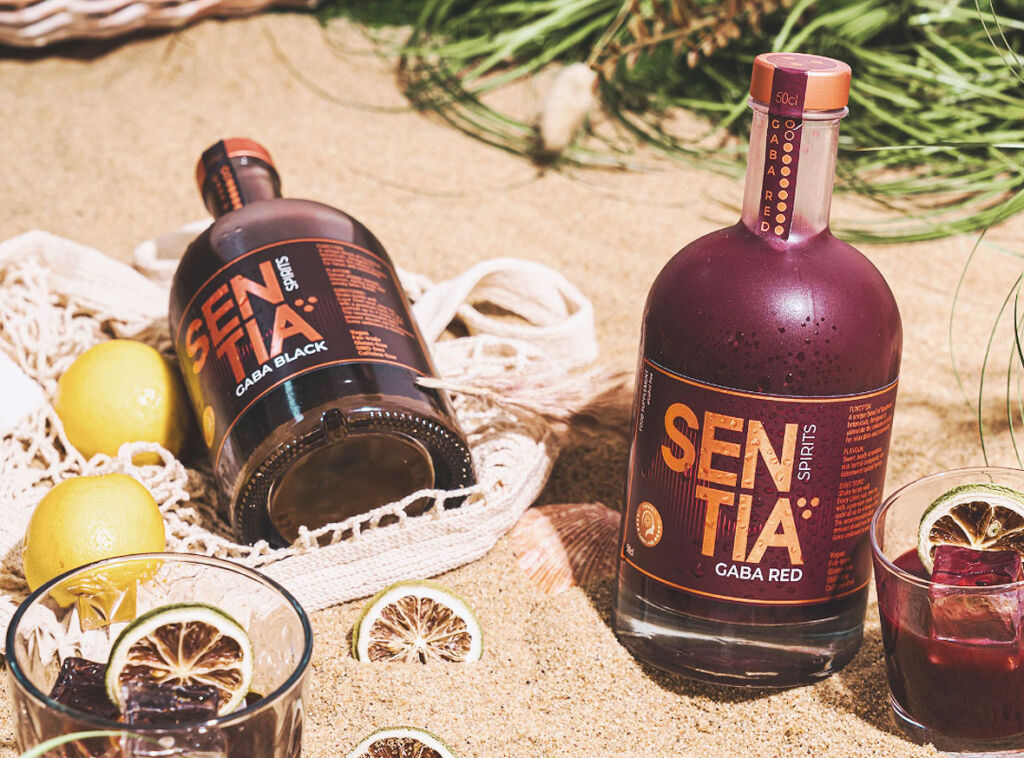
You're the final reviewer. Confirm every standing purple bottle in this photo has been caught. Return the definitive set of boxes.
[615,53,902,687]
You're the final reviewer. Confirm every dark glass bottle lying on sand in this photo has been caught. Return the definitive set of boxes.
[169,138,475,546]
[615,54,902,686]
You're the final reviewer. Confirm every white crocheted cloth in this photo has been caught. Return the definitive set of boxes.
[0,228,623,646]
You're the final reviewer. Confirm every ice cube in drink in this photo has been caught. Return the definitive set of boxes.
[49,657,119,721]
[121,680,220,727]
[121,680,226,756]
[929,545,1023,643]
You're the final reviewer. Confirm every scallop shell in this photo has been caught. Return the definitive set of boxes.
[511,503,620,595]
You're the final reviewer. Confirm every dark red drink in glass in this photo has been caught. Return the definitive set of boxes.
[880,550,1024,742]
[871,468,1024,754]
[6,554,312,758]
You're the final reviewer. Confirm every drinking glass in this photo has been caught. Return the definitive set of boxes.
[6,553,313,757]
[871,467,1024,756]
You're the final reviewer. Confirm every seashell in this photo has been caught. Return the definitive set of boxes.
[538,63,599,155]
[511,503,619,595]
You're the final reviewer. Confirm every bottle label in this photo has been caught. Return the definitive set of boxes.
[172,237,433,467]
[757,61,808,241]
[620,358,898,606]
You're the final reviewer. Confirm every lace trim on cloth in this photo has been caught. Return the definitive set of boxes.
[0,229,627,644]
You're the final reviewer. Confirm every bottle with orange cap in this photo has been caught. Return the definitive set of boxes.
[169,138,475,546]
[614,54,902,686]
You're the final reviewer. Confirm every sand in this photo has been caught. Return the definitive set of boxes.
[2,12,1022,756]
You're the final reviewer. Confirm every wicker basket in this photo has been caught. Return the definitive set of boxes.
[0,0,316,48]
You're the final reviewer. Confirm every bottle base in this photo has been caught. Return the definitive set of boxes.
[614,580,865,688]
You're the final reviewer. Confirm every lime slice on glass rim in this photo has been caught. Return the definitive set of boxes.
[352,581,482,663]
[346,726,458,758]
[917,483,1024,573]
[105,602,254,715]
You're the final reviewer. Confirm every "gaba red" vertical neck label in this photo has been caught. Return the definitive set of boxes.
[757,66,807,241]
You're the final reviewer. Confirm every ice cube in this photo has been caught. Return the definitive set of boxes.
[121,680,220,727]
[933,545,1023,586]
[930,545,1023,643]
[68,574,138,631]
[48,657,119,721]
[121,681,226,757]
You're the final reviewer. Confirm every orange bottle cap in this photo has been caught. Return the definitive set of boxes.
[195,138,276,192]
[749,52,851,111]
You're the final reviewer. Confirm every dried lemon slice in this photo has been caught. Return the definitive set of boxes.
[345,727,458,758]
[918,483,1024,573]
[352,581,482,663]
[105,603,254,715]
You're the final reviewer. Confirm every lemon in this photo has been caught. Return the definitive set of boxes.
[22,473,166,606]
[55,340,194,465]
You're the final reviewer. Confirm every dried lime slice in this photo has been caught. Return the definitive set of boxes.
[345,727,458,758]
[105,602,254,715]
[352,581,482,663]
[918,483,1024,573]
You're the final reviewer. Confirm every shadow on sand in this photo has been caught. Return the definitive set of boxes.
[813,624,902,737]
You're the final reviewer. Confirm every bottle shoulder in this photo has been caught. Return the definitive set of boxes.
[653,223,887,290]
[642,223,902,394]
[171,198,389,302]
[211,197,382,248]
[648,224,899,320]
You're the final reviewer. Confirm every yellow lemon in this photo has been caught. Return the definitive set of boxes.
[55,339,195,465]
[22,473,166,607]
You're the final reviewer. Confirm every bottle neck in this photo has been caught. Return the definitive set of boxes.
[739,101,844,244]
[201,154,282,219]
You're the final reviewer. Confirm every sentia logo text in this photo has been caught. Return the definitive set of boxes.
[183,256,325,397]
[661,402,815,581]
